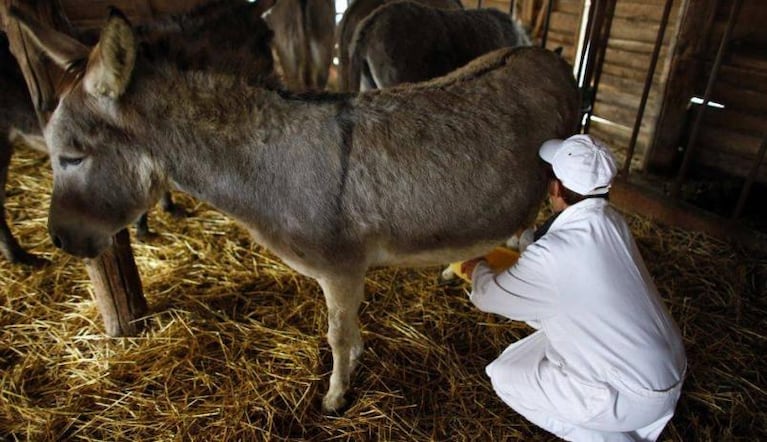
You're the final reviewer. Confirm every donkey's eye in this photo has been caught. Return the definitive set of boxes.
[59,156,85,168]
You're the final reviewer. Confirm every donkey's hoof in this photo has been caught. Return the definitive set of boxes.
[11,250,49,267]
[440,266,456,281]
[322,391,349,415]
[134,228,159,242]
[164,203,189,219]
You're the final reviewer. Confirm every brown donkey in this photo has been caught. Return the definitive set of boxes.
[15,9,578,412]
[348,1,531,91]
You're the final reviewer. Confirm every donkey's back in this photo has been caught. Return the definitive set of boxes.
[331,46,579,267]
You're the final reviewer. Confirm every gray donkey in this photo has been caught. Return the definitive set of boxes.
[14,8,578,412]
[348,1,531,91]
[0,0,276,265]
[336,0,463,91]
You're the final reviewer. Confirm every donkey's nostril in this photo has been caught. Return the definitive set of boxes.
[51,235,63,249]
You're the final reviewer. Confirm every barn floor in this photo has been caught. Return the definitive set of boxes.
[1,147,765,441]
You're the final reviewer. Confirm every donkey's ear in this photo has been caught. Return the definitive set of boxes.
[257,0,278,16]
[9,6,90,72]
[83,8,136,99]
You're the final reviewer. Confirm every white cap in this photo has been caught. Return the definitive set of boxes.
[539,134,618,196]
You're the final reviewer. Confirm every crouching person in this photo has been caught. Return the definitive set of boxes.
[461,135,686,441]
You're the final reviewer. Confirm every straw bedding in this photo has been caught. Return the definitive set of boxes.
[1,147,765,441]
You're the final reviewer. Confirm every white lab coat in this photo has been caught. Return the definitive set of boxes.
[469,198,686,442]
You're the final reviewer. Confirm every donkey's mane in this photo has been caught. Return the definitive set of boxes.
[358,46,550,98]
[276,88,354,103]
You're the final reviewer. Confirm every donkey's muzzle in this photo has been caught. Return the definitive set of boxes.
[48,223,112,258]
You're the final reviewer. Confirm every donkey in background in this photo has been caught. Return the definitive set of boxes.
[336,0,463,91]
[263,0,335,91]
[0,34,49,265]
[0,0,277,265]
[14,8,579,412]
[347,1,531,91]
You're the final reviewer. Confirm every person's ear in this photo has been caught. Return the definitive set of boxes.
[548,179,562,198]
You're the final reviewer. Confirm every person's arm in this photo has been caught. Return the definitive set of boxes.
[468,243,557,321]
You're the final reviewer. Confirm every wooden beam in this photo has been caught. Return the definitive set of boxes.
[1,0,147,337]
[611,177,767,253]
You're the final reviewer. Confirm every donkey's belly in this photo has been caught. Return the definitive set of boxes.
[368,240,502,268]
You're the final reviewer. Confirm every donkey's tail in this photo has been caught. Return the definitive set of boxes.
[348,2,392,91]
[347,21,369,91]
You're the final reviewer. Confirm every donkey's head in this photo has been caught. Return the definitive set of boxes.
[13,8,166,258]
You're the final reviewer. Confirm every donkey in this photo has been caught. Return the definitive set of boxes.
[336,0,463,91]
[263,0,335,91]
[0,0,277,265]
[348,1,532,91]
[14,8,579,412]
[0,35,49,265]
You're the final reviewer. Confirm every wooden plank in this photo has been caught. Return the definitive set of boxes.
[704,108,767,136]
[696,149,767,182]
[549,10,579,32]
[601,61,661,83]
[716,64,767,95]
[608,37,672,57]
[598,72,663,98]
[593,101,643,128]
[553,0,582,15]
[697,125,766,158]
[595,85,662,119]
[711,79,767,115]
[614,2,680,22]
[611,178,767,253]
[608,17,673,44]
[547,29,576,45]
[603,47,671,71]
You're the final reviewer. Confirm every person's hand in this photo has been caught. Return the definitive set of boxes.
[460,258,486,279]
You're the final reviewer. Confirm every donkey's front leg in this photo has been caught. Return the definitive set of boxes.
[318,273,365,413]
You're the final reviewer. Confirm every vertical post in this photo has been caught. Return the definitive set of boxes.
[540,0,553,48]
[582,0,616,133]
[575,0,597,87]
[670,0,743,199]
[622,0,674,176]
[731,134,767,220]
[1,0,147,337]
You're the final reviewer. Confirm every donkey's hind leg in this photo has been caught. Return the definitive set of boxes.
[318,272,365,413]
[134,191,187,240]
[160,191,188,218]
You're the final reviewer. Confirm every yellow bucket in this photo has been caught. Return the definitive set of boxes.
[449,247,520,282]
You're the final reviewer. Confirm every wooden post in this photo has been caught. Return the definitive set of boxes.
[645,0,718,173]
[1,0,147,337]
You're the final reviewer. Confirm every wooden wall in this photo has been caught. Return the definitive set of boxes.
[483,0,682,172]
[649,0,767,182]
[588,0,681,172]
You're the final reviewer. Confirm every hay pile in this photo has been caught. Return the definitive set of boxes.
[1,147,765,441]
